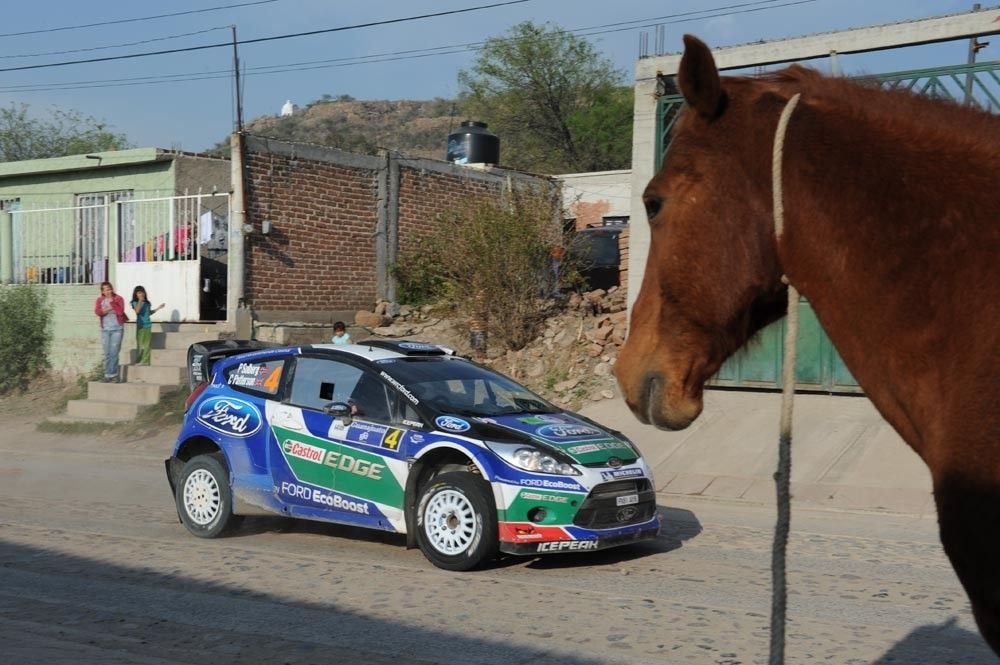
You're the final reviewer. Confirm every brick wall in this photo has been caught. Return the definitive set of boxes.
[243,141,381,317]
[569,199,611,230]
[243,137,557,323]
[397,166,501,254]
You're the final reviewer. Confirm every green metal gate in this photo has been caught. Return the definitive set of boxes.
[654,60,1000,392]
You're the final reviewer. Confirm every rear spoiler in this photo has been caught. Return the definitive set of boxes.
[187,339,281,391]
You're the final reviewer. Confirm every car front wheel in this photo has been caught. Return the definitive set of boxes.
[176,454,239,538]
[415,471,498,571]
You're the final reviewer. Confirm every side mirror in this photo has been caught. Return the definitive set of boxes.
[323,401,353,421]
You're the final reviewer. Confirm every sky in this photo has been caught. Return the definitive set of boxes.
[0,0,995,153]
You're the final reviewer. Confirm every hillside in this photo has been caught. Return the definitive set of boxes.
[243,97,463,160]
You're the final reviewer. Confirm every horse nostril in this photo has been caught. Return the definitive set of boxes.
[635,371,661,425]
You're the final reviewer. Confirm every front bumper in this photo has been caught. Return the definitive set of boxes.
[500,523,661,555]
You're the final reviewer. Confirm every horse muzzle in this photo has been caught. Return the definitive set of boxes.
[623,370,703,431]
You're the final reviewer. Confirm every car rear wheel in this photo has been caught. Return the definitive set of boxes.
[176,454,239,538]
[415,471,498,571]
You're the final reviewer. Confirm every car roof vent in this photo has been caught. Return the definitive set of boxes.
[360,339,453,356]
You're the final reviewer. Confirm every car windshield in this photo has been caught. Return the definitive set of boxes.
[379,357,554,417]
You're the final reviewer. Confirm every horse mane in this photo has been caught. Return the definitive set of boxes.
[726,64,1000,156]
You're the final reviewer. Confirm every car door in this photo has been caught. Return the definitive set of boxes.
[268,356,406,529]
[268,355,361,511]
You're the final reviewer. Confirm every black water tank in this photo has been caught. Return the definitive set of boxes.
[446,121,499,165]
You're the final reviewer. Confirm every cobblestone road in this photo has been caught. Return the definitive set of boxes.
[0,422,994,664]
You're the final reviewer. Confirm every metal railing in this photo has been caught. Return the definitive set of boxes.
[5,192,231,285]
[117,193,229,263]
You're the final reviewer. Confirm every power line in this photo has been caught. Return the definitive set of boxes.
[0,0,280,39]
[0,0,818,92]
[3,0,790,65]
[0,27,230,60]
[0,0,532,74]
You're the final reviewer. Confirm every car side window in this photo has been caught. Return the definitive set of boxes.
[350,373,392,422]
[223,358,286,397]
[288,357,362,412]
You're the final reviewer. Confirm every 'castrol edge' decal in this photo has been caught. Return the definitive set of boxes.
[196,397,263,437]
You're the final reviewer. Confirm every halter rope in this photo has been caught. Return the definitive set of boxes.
[769,91,801,665]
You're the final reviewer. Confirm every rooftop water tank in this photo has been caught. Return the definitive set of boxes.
[446,121,499,166]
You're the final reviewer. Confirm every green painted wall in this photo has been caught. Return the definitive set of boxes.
[42,284,105,374]
[0,150,230,375]
[0,284,102,375]
[0,152,175,206]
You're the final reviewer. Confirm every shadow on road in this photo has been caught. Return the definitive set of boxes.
[195,506,701,569]
[212,504,701,572]
[0,538,617,665]
[873,617,995,664]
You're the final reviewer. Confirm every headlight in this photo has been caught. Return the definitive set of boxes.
[485,441,580,476]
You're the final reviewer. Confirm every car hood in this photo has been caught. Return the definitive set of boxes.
[476,412,637,465]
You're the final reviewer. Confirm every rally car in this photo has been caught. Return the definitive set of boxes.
[166,339,660,571]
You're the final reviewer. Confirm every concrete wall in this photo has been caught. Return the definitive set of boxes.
[558,170,631,231]
[173,154,231,197]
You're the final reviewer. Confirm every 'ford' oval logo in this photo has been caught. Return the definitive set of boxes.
[616,506,638,522]
[435,415,471,432]
[537,424,602,439]
[196,396,263,438]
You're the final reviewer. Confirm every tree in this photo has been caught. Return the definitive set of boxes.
[458,21,633,174]
[0,103,130,162]
[0,285,53,393]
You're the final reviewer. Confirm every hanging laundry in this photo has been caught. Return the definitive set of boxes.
[199,210,214,245]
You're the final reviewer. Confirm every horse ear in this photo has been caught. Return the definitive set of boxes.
[678,34,723,119]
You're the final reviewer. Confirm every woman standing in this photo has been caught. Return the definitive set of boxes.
[94,281,127,382]
[130,285,165,366]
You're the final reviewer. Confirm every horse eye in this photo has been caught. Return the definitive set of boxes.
[644,196,663,221]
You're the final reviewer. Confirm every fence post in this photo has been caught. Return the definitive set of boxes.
[108,200,118,285]
[0,211,11,283]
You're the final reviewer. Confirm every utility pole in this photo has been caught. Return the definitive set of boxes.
[231,25,244,132]
[229,24,248,333]
[964,4,989,106]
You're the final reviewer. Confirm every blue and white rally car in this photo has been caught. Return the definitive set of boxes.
[166,339,660,571]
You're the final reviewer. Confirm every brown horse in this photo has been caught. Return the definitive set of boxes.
[616,35,1000,653]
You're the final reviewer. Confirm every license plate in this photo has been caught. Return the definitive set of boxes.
[616,494,639,507]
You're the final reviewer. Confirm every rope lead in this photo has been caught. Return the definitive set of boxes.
[768,92,802,665]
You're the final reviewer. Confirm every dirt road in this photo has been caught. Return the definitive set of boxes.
[0,416,994,665]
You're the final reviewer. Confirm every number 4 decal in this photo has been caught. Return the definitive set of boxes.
[262,366,283,393]
[382,428,402,450]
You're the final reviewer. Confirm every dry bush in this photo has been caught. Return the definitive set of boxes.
[392,188,567,351]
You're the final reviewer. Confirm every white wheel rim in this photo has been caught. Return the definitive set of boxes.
[183,468,221,526]
[423,488,478,555]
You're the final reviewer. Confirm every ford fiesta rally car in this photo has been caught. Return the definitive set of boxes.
[166,339,660,570]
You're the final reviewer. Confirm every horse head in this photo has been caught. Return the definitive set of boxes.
[615,35,791,430]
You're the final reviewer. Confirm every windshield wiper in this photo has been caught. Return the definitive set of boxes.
[511,397,552,414]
